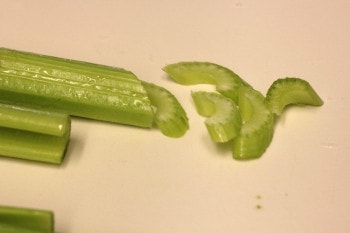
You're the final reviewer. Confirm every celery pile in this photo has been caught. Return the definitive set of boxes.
[164,61,323,160]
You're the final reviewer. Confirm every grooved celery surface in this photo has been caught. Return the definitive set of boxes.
[0,48,154,128]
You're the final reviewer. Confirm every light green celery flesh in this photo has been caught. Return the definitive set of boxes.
[163,61,249,102]
[191,91,242,143]
[266,77,324,115]
[0,206,54,232]
[0,103,69,136]
[142,81,189,138]
[0,48,153,128]
[233,86,274,160]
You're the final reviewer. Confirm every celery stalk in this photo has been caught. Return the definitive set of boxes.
[0,103,70,164]
[0,48,153,128]
[0,205,54,232]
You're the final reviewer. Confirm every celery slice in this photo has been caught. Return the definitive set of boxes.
[142,81,189,138]
[0,103,70,164]
[163,61,249,102]
[0,205,54,232]
[233,86,275,160]
[191,91,241,143]
[266,77,324,115]
[0,48,153,128]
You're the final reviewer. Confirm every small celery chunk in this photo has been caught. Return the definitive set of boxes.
[266,77,324,115]
[191,91,242,143]
[0,205,54,232]
[0,47,154,128]
[163,61,249,102]
[142,81,189,138]
[0,103,70,164]
[233,86,275,160]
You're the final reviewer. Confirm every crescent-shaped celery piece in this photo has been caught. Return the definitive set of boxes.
[0,103,70,164]
[191,91,242,143]
[266,77,324,116]
[163,61,249,102]
[0,205,54,232]
[0,47,153,128]
[142,81,189,138]
[232,86,275,160]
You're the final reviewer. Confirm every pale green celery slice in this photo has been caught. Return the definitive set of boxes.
[0,48,153,128]
[0,205,54,232]
[162,61,249,102]
[191,91,242,143]
[266,77,324,116]
[232,86,275,160]
[0,103,70,164]
[142,81,189,138]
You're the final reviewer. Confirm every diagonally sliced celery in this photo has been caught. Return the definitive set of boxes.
[0,103,70,164]
[266,77,324,115]
[191,91,242,143]
[142,81,189,138]
[0,48,154,128]
[232,86,275,160]
[0,205,54,232]
[163,61,250,102]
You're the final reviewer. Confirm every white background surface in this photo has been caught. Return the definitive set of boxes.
[1,1,349,232]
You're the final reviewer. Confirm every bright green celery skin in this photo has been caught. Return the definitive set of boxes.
[0,205,54,232]
[266,77,324,115]
[142,81,189,138]
[0,103,69,136]
[0,103,70,164]
[191,91,242,143]
[163,61,249,102]
[0,48,153,128]
[233,86,275,160]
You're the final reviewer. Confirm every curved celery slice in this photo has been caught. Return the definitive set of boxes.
[0,205,54,232]
[266,77,324,115]
[233,86,275,160]
[163,61,249,102]
[0,103,70,164]
[191,91,241,143]
[142,81,189,138]
[0,48,153,128]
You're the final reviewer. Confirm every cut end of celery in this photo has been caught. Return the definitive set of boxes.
[232,86,275,160]
[191,91,242,143]
[142,81,189,138]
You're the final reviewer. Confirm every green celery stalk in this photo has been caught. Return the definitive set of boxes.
[0,47,153,128]
[0,103,70,164]
[0,205,54,232]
